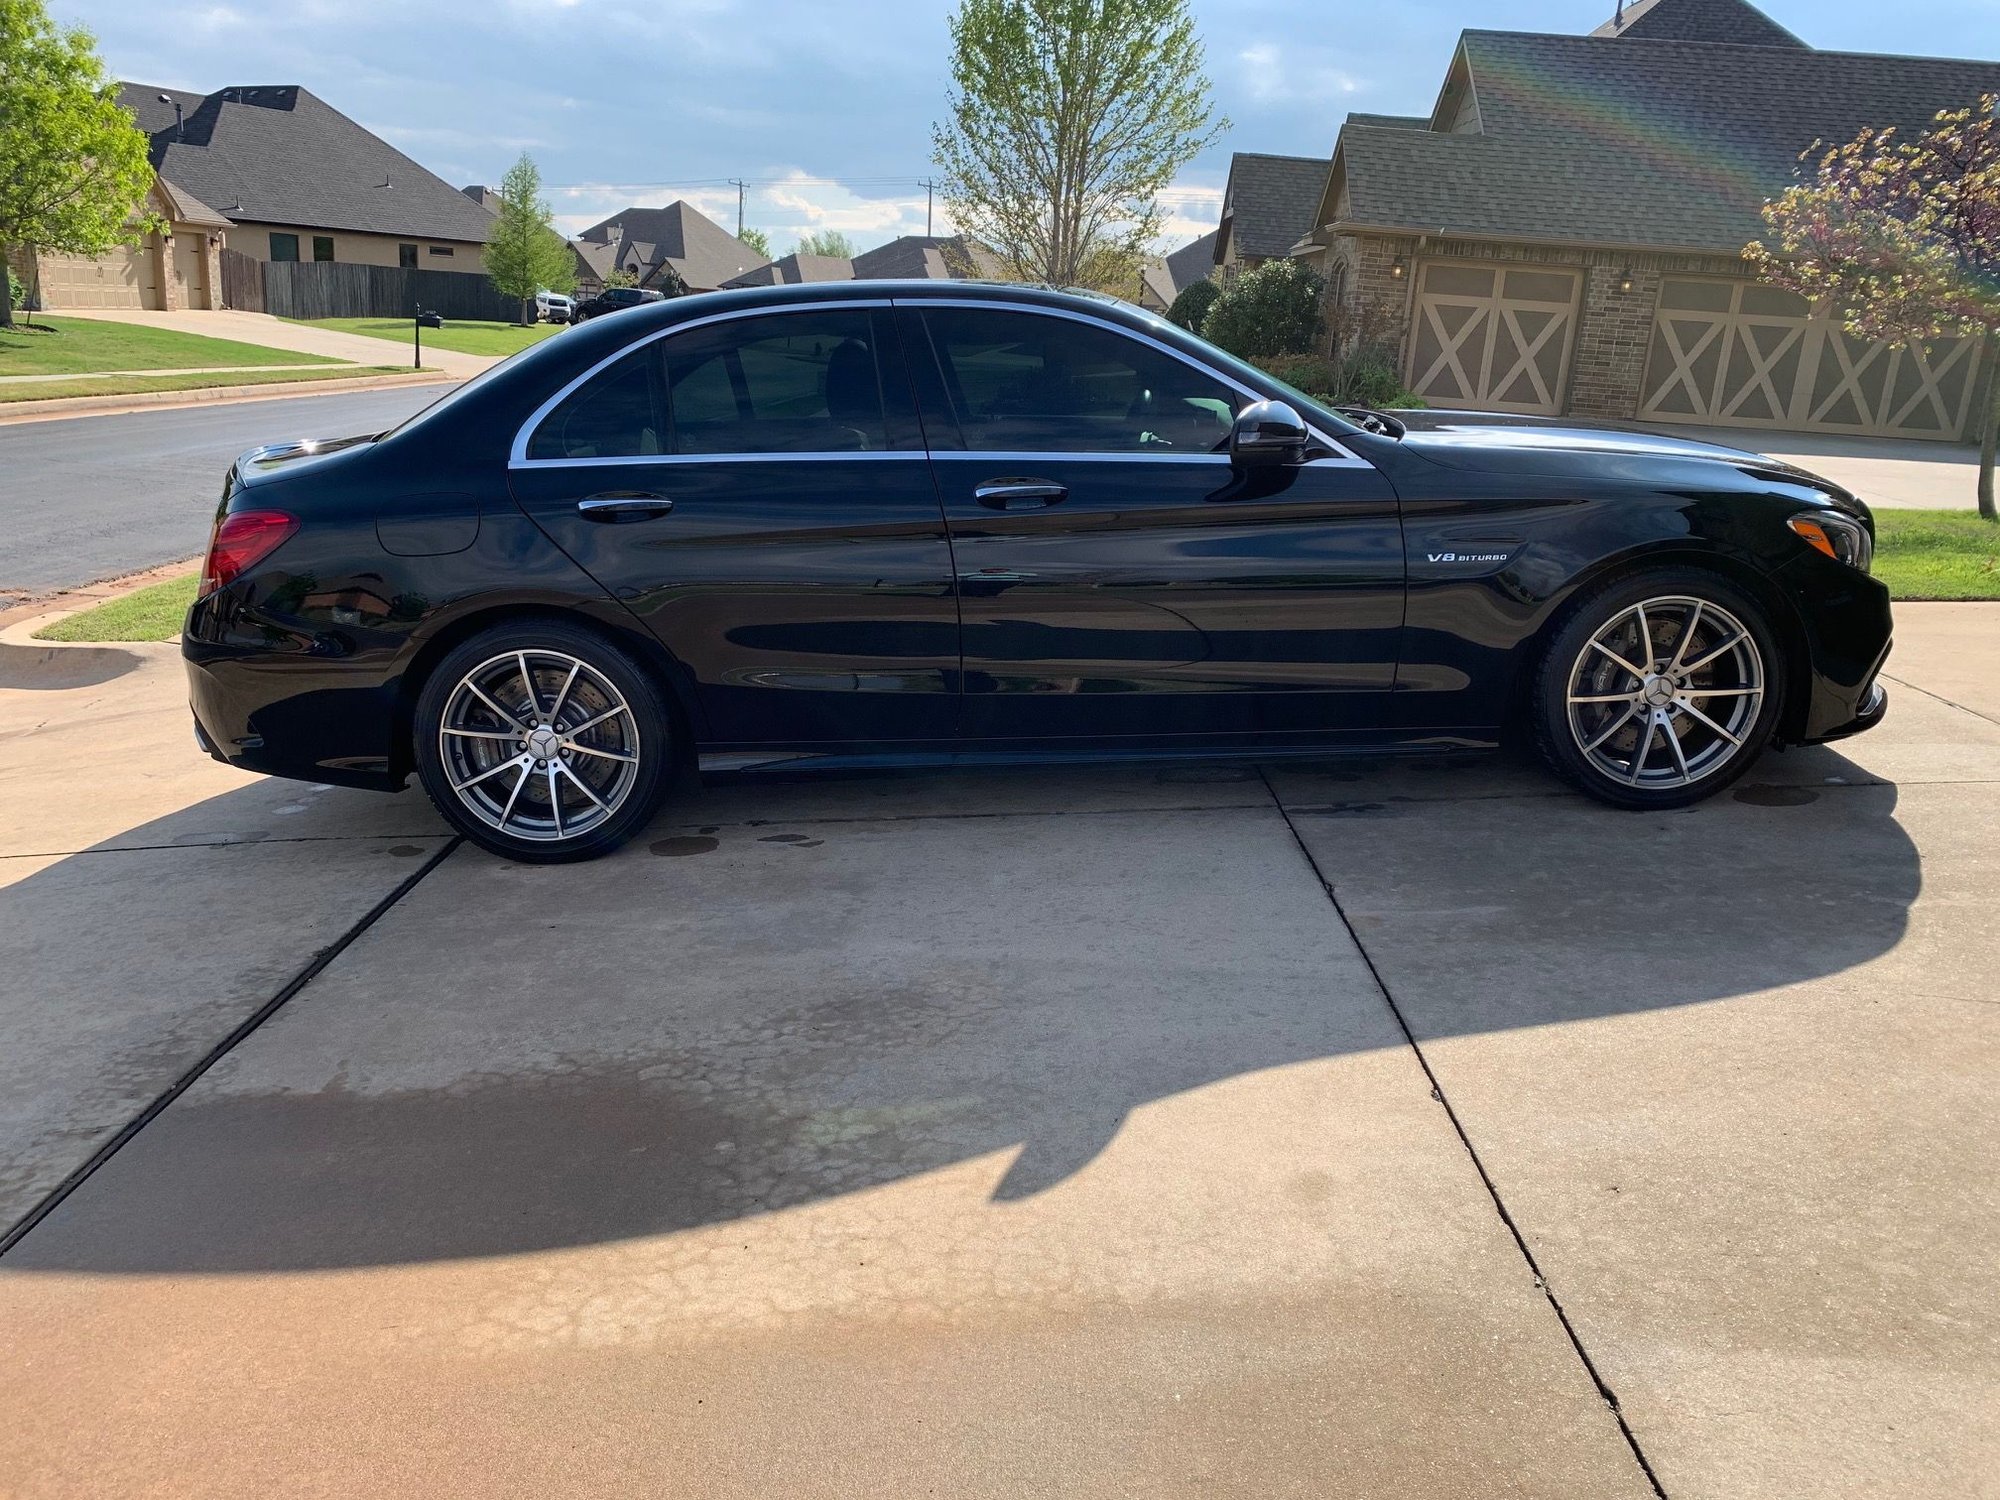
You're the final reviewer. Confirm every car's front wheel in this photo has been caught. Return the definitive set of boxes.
[414,621,673,862]
[1533,569,1785,809]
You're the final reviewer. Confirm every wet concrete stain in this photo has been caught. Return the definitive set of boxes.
[387,845,426,857]
[1153,765,1256,785]
[651,836,719,857]
[758,834,825,848]
[1302,802,1400,819]
[1733,784,1821,808]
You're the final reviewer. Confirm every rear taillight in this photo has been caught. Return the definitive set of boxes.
[200,509,299,597]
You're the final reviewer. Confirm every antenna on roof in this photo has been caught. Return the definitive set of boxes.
[157,93,184,142]
[1614,0,1626,25]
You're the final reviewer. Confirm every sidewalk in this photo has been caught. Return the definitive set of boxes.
[47,308,499,380]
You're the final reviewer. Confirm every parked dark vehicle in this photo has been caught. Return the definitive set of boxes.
[568,286,667,322]
[185,281,1890,862]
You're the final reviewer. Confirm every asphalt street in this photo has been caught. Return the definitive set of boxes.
[0,386,450,601]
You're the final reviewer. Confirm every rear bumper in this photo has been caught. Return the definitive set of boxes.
[185,643,405,791]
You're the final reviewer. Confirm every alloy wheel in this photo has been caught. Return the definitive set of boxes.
[438,649,642,842]
[1565,595,1765,790]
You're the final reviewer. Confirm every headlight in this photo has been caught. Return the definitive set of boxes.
[1788,512,1873,574]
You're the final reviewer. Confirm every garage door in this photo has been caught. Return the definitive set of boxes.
[1639,279,1981,440]
[37,242,161,310]
[1406,263,1580,415]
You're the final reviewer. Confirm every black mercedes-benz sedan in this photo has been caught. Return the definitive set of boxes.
[184,280,1891,862]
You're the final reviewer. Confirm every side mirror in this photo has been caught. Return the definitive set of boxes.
[1229,400,1308,467]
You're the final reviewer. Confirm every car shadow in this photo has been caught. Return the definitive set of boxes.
[0,742,1921,1275]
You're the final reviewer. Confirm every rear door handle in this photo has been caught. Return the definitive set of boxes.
[577,491,674,523]
[974,478,1068,511]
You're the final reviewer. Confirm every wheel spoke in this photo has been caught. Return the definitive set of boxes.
[1681,630,1746,675]
[1665,602,1703,675]
[546,763,564,837]
[1569,691,1643,705]
[556,758,611,813]
[1676,697,1746,746]
[1583,700,1644,753]
[517,653,540,719]
[1628,716,1658,784]
[466,682,528,733]
[1631,602,1652,669]
[443,727,522,742]
[565,704,629,738]
[565,741,638,764]
[496,762,530,829]
[1681,686,1760,698]
[1663,718,1693,782]
[1588,638,1646,681]
[548,660,581,725]
[452,754,526,793]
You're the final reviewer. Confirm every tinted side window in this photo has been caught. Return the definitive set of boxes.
[922,308,1242,453]
[527,348,663,460]
[666,310,891,454]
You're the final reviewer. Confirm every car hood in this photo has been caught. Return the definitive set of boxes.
[1387,408,1860,505]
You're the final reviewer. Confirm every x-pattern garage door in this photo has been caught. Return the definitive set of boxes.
[1407,264,1580,415]
[1640,279,1981,440]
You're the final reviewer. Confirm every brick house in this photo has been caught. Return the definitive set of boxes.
[572,203,770,295]
[1212,153,1327,283]
[1293,0,2000,441]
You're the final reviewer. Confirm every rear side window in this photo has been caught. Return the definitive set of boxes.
[921,307,1242,454]
[664,309,893,455]
[526,348,664,460]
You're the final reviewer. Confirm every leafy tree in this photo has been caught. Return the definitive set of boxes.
[1164,275,1218,333]
[603,266,638,289]
[932,0,1225,288]
[792,228,856,259]
[1201,260,1324,359]
[738,225,772,258]
[0,0,157,330]
[1747,96,2000,520]
[484,153,574,326]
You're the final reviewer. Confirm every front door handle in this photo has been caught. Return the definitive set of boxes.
[577,491,674,523]
[974,478,1068,511]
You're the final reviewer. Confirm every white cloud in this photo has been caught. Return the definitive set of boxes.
[1235,40,1363,106]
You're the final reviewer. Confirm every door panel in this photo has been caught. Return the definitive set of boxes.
[508,306,960,749]
[913,304,1404,745]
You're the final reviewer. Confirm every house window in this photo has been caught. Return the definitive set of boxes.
[398,243,418,269]
[427,245,454,258]
[312,236,334,262]
[269,233,299,262]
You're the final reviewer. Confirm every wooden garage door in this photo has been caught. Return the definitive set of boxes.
[1639,278,1981,440]
[39,242,160,309]
[1407,263,1580,415]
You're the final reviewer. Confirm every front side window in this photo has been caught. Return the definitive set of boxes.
[312,236,334,262]
[921,307,1242,453]
[526,349,663,461]
[665,309,891,454]
[269,233,299,263]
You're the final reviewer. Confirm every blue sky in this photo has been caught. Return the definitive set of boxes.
[73,0,2000,254]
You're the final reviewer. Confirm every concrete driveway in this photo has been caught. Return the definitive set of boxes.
[1642,423,1985,512]
[0,608,1993,1497]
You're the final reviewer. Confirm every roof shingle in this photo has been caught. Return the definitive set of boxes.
[1219,152,1329,260]
[575,203,769,291]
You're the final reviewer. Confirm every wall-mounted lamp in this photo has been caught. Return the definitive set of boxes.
[1617,266,1635,293]
[1389,255,1407,280]
[208,233,221,248]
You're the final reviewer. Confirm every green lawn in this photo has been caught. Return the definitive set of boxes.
[0,365,428,404]
[34,575,198,642]
[1873,509,2000,600]
[0,316,342,375]
[293,317,565,358]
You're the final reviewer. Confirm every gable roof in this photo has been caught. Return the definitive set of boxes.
[721,252,856,288]
[850,235,1003,280]
[1164,230,1218,293]
[575,202,769,290]
[118,83,498,243]
[1328,27,2000,255]
[1592,0,1806,47]
[1217,152,1329,261]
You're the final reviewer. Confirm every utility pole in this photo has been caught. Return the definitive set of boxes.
[920,178,935,237]
[729,179,747,237]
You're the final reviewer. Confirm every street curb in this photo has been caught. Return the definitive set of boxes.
[0,370,455,425]
[0,555,203,630]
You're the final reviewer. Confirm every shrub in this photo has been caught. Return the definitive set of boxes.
[1164,276,1218,333]
[1201,259,1323,358]
[6,266,23,310]
[1252,347,1424,410]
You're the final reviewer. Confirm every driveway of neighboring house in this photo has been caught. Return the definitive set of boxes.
[45,308,502,381]
[0,600,1993,1499]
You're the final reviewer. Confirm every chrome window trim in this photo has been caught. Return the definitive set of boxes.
[507,293,1369,469]
[509,298,898,467]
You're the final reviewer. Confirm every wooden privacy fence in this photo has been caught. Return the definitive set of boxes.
[219,255,521,323]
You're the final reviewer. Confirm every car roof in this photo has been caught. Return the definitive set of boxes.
[599,277,1160,336]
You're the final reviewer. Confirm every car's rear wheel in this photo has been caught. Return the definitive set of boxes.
[1533,569,1785,809]
[414,621,673,862]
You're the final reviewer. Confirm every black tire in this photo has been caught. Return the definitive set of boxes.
[414,619,674,862]
[1532,568,1785,809]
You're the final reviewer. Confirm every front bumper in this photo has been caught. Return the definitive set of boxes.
[1815,678,1889,743]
